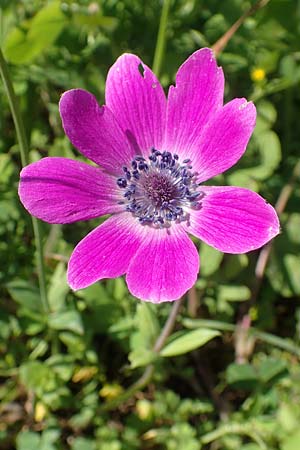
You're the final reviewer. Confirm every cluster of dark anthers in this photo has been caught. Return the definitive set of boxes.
[116,148,204,227]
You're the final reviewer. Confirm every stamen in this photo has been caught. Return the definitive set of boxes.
[115,149,204,228]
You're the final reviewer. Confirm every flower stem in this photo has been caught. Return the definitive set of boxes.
[100,298,183,412]
[211,0,270,56]
[0,47,49,313]
[152,0,172,77]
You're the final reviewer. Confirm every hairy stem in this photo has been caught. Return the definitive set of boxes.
[152,0,172,77]
[0,47,49,313]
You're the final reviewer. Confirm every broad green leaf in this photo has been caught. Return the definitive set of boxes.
[48,262,69,311]
[281,430,300,450]
[48,310,84,335]
[258,358,287,383]
[4,2,67,64]
[226,363,258,389]
[286,213,300,244]
[19,361,57,393]
[71,437,96,450]
[6,279,42,312]
[254,130,282,180]
[257,100,277,128]
[160,329,220,357]
[283,254,300,295]
[128,348,157,369]
[218,285,251,302]
[46,354,75,382]
[200,242,223,277]
[0,154,14,183]
[129,303,160,368]
[278,403,298,433]
[16,431,40,450]
[73,12,118,30]
[135,302,160,346]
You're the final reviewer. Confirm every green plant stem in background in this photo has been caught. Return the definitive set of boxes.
[182,318,300,358]
[201,422,267,450]
[152,0,171,77]
[0,47,49,313]
[101,298,183,412]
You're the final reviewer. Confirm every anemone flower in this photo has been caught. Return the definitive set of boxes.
[19,48,279,303]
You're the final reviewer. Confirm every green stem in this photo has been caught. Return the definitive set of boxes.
[100,298,183,412]
[152,0,171,76]
[182,318,300,358]
[0,47,49,313]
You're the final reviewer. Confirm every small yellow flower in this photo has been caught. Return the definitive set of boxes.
[72,366,98,383]
[35,402,47,422]
[251,68,266,82]
[99,383,124,399]
[136,399,152,420]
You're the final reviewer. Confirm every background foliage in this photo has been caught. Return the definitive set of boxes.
[0,0,300,449]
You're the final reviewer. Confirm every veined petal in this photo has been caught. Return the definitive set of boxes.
[59,89,135,174]
[126,226,199,303]
[68,213,145,290]
[19,157,122,224]
[185,186,280,253]
[105,53,167,156]
[192,98,257,183]
[164,48,224,157]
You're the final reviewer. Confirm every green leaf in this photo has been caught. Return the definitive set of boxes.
[19,361,57,393]
[218,285,251,302]
[48,310,84,335]
[200,242,223,277]
[71,437,96,450]
[284,254,300,295]
[135,303,160,346]
[6,280,43,312]
[3,2,67,64]
[48,262,69,311]
[258,358,287,383]
[128,303,160,368]
[128,348,157,369]
[160,329,220,357]
[226,363,258,390]
[16,431,40,450]
[281,430,300,450]
[278,403,298,433]
[72,12,118,30]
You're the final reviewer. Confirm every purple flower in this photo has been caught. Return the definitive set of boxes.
[18,48,279,303]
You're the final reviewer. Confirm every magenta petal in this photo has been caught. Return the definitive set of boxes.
[193,98,257,183]
[68,214,144,290]
[105,54,167,155]
[164,48,224,157]
[59,89,135,174]
[126,226,199,303]
[19,157,122,224]
[186,186,280,253]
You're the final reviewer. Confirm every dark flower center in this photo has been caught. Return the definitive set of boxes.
[116,148,204,228]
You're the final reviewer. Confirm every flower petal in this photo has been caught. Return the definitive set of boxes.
[191,98,257,183]
[164,48,224,157]
[59,89,135,174]
[126,226,199,303]
[68,213,144,290]
[19,157,122,224]
[185,186,280,253]
[105,53,167,156]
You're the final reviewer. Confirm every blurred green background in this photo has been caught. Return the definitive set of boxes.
[1,0,300,449]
